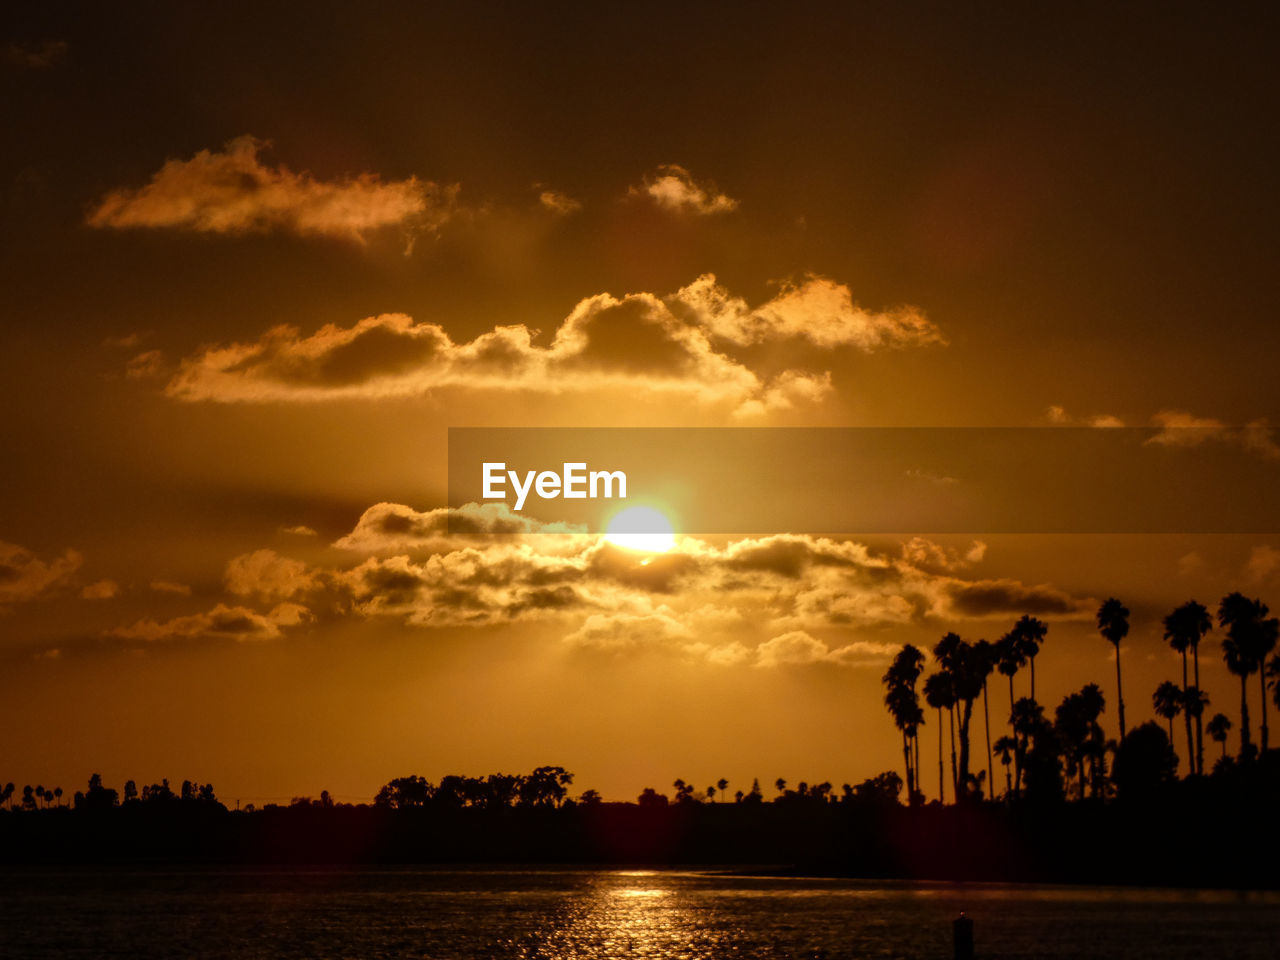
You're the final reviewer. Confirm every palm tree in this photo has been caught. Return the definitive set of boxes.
[992,735,1016,798]
[1218,593,1277,756]
[1152,680,1183,752]
[1183,686,1209,770]
[1163,600,1212,774]
[882,645,926,802]
[1054,684,1106,801]
[1207,712,1232,761]
[1097,598,1130,742]
[1013,615,1048,702]
[972,639,997,797]
[1010,697,1049,796]
[934,633,987,800]
[716,778,728,803]
[996,631,1027,788]
[774,777,786,796]
[923,671,954,803]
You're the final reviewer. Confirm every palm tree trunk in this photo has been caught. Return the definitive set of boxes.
[1115,642,1127,741]
[901,731,913,800]
[912,732,921,800]
[948,705,958,800]
[1240,674,1252,757]
[1193,646,1204,774]
[982,680,993,799]
[1008,673,1020,791]
[1259,670,1269,753]
[1030,655,1036,702]
[1181,650,1194,776]
[936,706,945,803]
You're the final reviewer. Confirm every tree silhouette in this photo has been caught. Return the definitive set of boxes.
[923,671,954,803]
[1112,721,1178,798]
[1097,598,1130,742]
[882,645,926,803]
[1055,684,1106,801]
[972,639,997,800]
[1163,600,1212,774]
[996,631,1027,789]
[1152,681,1183,748]
[1207,712,1232,761]
[992,735,1016,798]
[716,778,728,802]
[934,633,988,801]
[1012,615,1048,702]
[1011,697,1062,802]
[1218,593,1278,758]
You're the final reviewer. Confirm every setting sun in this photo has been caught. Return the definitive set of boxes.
[602,506,676,553]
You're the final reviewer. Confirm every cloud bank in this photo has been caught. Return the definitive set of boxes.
[109,506,1092,660]
[153,275,941,417]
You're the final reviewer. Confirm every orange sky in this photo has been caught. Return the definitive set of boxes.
[2,5,1279,804]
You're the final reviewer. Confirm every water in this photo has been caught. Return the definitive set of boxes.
[0,867,1276,959]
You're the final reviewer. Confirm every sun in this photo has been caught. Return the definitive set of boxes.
[603,506,676,553]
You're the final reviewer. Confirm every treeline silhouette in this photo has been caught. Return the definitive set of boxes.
[3,592,1279,886]
[2,760,1278,886]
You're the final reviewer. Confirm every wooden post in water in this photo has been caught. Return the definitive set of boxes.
[953,912,974,960]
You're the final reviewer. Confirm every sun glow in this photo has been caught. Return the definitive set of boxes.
[603,506,676,553]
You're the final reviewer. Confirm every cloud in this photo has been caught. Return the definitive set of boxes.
[112,602,308,643]
[1146,410,1279,460]
[905,468,960,485]
[225,550,317,601]
[149,579,192,596]
[671,274,943,350]
[901,537,987,571]
[158,274,939,417]
[943,579,1089,618]
[87,136,454,243]
[125,351,167,379]
[1244,545,1280,584]
[280,525,318,537]
[564,611,692,653]
[629,164,738,215]
[536,188,581,215]
[0,542,82,604]
[80,579,119,600]
[1177,551,1204,577]
[1046,405,1125,428]
[5,41,67,69]
[333,502,586,555]
[124,507,1088,656]
[755,631,898,669]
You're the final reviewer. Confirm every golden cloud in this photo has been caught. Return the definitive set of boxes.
[105,506,1091,662]
[0,541,82,604]
[112,602,309,643]
[628,164,738,215]
[87,136,453,242]
[157,275,940,416]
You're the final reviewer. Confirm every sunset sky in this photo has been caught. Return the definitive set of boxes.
[3,5,1279,805]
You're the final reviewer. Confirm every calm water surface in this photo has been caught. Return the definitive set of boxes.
[0,868,1276,959]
